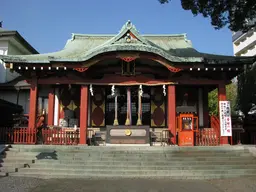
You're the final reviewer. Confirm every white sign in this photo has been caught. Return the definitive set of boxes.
[219,101,232,137]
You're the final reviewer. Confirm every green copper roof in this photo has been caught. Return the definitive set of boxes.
[0,21,255,65]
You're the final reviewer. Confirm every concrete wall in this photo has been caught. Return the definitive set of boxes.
[0,41,8,83]
[0,38,36,83]
[233,29,256,56]
[5,41,29,82]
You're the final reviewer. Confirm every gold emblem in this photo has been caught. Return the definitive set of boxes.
[125,129,132,136]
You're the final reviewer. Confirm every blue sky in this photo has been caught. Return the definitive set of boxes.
[1,0,233,55]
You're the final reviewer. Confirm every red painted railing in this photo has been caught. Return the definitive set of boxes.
[0,127,80,145]
[210,115,220,139]
[0,127,36,144]
[196,128,219,146]
[42,129,79,145]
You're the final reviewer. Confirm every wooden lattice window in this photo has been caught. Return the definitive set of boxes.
[121,60,135,76]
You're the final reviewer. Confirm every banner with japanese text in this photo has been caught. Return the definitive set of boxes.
[219,101,232,137]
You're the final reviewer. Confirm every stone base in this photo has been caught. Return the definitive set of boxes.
[105,144,150,147]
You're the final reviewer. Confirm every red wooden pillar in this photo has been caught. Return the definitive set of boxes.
[218,83,229,145]
[80,85,88,145]
[168,85,176,145]
[28,79,38,130]
[47,87,55,126]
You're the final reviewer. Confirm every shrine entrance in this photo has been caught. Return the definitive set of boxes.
[105,86,151,126]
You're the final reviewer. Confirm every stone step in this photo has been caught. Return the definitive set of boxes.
[0,162,27,168]
[36,157,256,162]
[0,172,7,176]
[33,159,256,165]
[2,153,254,160]
[28,164,256,170]
[0,166,17,173]
[7,146,248,151]
[15,168,256,176]
[2,156,255,162]
[4,151,253,158]
[8,145,247,152]
[8,172,256,180]
[8,149,249,154]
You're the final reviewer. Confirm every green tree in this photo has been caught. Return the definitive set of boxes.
[208,88,218,116]
[236,66,256,117]
[208,83,237,116]
[159,0,256,32]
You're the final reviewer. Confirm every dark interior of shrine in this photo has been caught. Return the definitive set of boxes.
[105,86,151,126]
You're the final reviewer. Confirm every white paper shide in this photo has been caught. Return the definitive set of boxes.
[219,101,232,137]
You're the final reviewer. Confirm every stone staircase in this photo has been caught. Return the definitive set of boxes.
[1,145,256,179]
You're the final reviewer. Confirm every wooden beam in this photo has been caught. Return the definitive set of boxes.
[80,85,88,145]
[168,85,176,145]
[28,78,38,130]
[47,87,55,126]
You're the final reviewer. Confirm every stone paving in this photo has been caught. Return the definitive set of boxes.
[0,176,256,192]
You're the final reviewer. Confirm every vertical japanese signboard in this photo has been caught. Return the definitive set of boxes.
[219,101,232,137]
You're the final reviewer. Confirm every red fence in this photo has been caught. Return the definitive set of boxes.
[0,127,36,144]
[42,129,79,145]
[210,115,220,139]
[0,127,80,145]
[196,128,219,146]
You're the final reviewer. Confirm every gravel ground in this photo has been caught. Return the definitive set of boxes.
[0,176,256,192]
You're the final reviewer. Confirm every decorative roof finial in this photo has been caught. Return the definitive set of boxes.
[126,20,132,29]
[119,20,138,33]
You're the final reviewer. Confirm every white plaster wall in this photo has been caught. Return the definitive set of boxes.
[6,42,24,82]
[0,41,8,83]
[241,45,256,56]
[233,31,256,56]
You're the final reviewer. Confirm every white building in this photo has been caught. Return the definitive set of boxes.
[233,27,256,57]
[0,26,38,114]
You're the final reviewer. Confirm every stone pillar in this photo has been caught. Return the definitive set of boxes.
[53,88,59,126]
[125,87,131,125]
[28,78,38,130]
[113,94,119,125]
[168,85,176,144]
[47,87,55,126]
[80,85,88,145]
[218,83,229,145]
[136,86,142,126]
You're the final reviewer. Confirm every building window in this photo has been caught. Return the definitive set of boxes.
[122,61,135,76]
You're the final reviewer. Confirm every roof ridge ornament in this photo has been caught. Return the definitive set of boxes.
[119,20,138,33]
[126,20,132,29]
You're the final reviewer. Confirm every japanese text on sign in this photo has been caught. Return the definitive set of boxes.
[219,101,232,137]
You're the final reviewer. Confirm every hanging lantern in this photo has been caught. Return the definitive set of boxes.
[111,85,115,96]
[89,84,94,96]
[163,85,166,96]
[139,85,143,97]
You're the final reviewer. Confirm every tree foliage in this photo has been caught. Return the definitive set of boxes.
[236,66,256,117]
[159,0,256,32]
[208,83,237,116]
[208,88,218,116]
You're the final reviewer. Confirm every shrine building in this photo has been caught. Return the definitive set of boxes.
[1,21,255,146]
